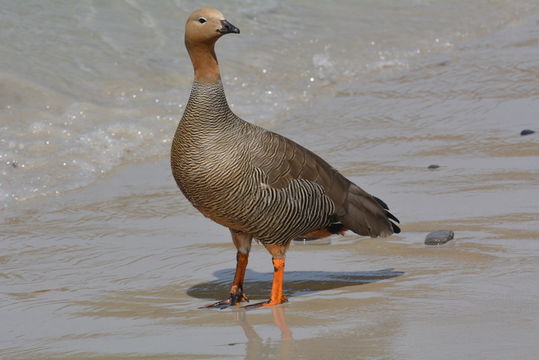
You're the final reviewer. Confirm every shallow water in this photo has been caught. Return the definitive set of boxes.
[2,1,539,359]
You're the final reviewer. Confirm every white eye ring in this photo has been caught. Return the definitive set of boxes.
[198,17,207,24]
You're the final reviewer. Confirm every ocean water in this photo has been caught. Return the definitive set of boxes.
[1,0,537,207]
[2,1,539,359]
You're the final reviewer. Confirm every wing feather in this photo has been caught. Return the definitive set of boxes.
[250,129,399,237]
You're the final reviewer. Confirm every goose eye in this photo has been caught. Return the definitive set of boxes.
[198,17,207,24]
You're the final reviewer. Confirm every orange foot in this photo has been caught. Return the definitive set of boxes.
[262,295,288,307]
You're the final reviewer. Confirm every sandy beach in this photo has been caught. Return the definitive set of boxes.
[2,1,539,359]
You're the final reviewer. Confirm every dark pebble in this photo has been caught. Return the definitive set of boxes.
[437,60,450,66]
[520,129,535,136]
[10,161,18,168]
[428,164,440,169]
[425,230,454,245]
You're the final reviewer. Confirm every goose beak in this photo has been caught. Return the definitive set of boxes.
[218,19,240,34]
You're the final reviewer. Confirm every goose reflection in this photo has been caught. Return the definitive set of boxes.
[231,306,294,360]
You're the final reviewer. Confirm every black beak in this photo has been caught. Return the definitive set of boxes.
[218,19,240,34]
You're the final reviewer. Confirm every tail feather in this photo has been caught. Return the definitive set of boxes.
[373,196,389,210]
[342,185,400,237]
[389,218,401,234]
[374,195,400,232]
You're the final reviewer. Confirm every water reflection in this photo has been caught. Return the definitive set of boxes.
[190,268,403,359]
[231,306,294,360]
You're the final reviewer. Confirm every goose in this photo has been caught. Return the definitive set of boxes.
[171,8,400,307]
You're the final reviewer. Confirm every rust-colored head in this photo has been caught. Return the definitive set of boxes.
[185,8,239,46]
[184,8,240,84]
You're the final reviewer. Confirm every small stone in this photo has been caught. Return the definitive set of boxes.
[520,129,535,136]
[427,164,440,170]
[425,230,454,245]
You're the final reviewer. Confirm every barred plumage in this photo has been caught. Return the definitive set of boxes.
[171,8,400,307]
[172,81,338,245]
[171,81,399,244]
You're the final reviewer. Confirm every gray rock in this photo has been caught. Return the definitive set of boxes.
[428,164,440,169]
[425,230,454,245]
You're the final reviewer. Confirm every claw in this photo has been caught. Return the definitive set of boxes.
[230,292,249,304]
[200,298,231,309]
[201,292,249,310]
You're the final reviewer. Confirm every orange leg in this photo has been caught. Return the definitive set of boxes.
[262,243,289,306]
[263,257,288,306]
[228,230,252,305]
[204,230,252,309]
[229,251,249,304]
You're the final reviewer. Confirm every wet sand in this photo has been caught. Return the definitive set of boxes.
[2,155,539,359]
